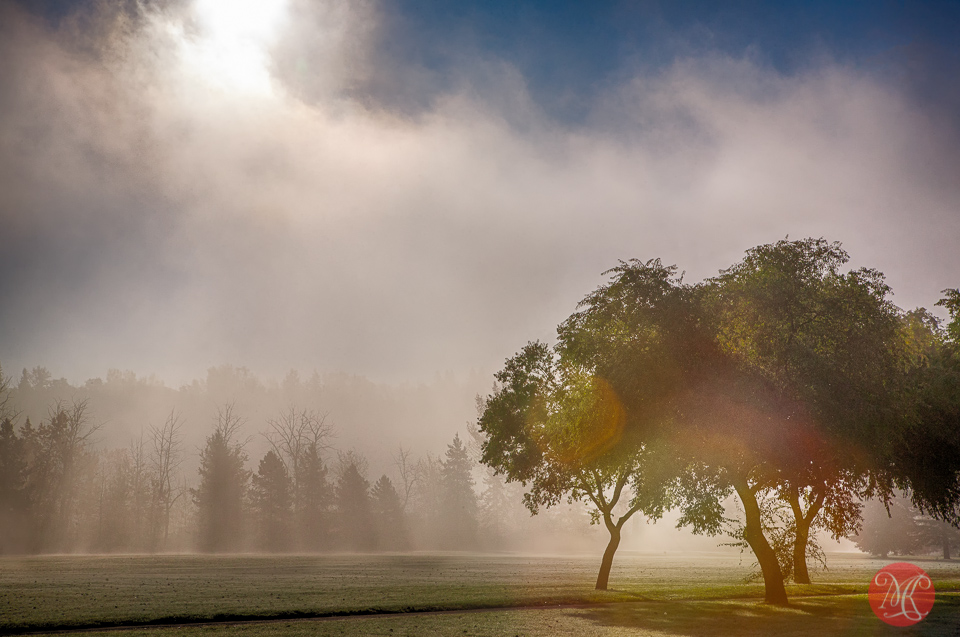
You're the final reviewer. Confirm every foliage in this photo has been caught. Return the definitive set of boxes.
[897,289,960,522]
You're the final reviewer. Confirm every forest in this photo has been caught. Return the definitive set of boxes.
[0,365,588,556]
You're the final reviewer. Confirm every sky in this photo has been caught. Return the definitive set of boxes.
[1,0,959,387]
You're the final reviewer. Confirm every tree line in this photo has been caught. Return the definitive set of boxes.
[477,238,960,603]
[0,371,543,554]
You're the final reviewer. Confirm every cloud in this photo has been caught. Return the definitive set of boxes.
[1,1,958,385]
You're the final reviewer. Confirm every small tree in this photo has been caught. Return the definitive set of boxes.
[371,475,409,551]
[296,442,332,551]
[0,417,29,553]
[23,400,99,552]
[335,451,375,551]
[193,405,249,552]
[149,410,185,549]
[702,238,910,586]
[439,434,479,550]
[393,445,419,513]
[251,450,293,551]
[264,407,333,550]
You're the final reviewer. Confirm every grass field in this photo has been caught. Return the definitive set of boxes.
[2,552,959,635]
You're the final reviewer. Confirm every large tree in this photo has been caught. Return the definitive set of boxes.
[479,260,687,589]
[700,238,910,585]
[894,289,960,522]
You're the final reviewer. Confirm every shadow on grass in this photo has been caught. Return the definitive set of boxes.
[574,593,960,636]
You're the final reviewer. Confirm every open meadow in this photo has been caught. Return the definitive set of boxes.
[2,552,960,635]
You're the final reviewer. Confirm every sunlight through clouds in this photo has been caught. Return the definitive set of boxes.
[0,1,958,385]
[177,0,289,96]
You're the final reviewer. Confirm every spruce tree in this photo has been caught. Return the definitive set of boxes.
[251,450,293,551]
[193,406,248,552]
[371,475,408,550]
[335,452,375,551]
[439,433,478,549]
[296,442,332,551]
[0,418,29,553]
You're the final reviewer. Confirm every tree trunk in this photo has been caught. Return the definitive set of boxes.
[733,477,789,605]
[785,487,824,585]
[793,521,810,584]
[944,531,952,560]
[595,523,622,590]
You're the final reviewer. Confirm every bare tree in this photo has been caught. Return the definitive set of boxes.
[0,362,16,422]
[265,407,334,549]
[149,410,185,548]
[129,432,150,550]
[393,445,419,513]
[264,407,333,485]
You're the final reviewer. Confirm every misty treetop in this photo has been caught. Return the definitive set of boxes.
[478,237,960,602]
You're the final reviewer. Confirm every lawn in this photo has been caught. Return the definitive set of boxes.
[2,552,959,635]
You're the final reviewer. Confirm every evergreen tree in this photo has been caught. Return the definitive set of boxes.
[477,468,516,549]
[193,405,249,552]
[0,418,29,553]
[335,452,375,551]
[439,433,478,549]
[264,407,333,551]
[251,450,293,551]
[409,454,443,548]
[296,442,332,551]
[371,475,408,551]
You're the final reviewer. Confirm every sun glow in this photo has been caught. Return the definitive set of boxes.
[180,0,289,96]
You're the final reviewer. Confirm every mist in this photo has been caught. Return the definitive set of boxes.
[1,0,958,559]
[1,1,958,387]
